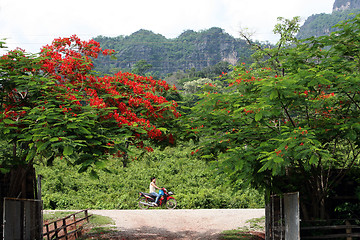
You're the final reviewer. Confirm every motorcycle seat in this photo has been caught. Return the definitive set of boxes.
[140,192,154,197]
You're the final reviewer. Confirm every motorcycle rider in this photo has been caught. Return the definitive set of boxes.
[149,177,161,206]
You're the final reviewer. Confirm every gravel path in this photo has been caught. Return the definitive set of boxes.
[88,209,265,239]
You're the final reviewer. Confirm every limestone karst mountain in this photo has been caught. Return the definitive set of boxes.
[92,28,254,77]
[297,0,360,39]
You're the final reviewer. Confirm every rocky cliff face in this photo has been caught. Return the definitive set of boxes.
[93,28,253,77]
[333,0,360,12]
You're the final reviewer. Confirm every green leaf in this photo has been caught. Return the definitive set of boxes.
[270,90,278,100]
[95,161,106,169]
[63,145,74,156]
[36,115,47,121]
[26,149,36,162]
[273,156,284,163]
[157,127,168,132]
[67,123,79,129]
[0,168,11,174]
[3,118,15,124]
[255,112,263,122]
[309,155,318,165]
[23,134,33,141]
[89,170,99,179]
[37,141,51,152]
[258,160,272,173]
[346,130,357,141]
[78,126,92,135]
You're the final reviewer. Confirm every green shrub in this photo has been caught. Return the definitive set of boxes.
[36,144,264,210]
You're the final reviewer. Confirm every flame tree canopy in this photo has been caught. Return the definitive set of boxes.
[0,35,181,175]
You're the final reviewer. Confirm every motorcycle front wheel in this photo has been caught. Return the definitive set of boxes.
[138,197,150,209]
[166,198,177,209]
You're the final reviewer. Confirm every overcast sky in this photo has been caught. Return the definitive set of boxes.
[0,0,334,54]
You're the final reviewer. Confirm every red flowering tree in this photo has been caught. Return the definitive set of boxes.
[189,15,360,219]
[0,35,180,179]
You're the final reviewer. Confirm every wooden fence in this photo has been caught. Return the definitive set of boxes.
[301,219,360,239]
[43,209,92,240]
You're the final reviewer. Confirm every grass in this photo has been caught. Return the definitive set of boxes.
[77,214,117,239]
[88,214,115,226]
[220,230,258,239]
[247,216,265,232]
[43,211,77,222]
[219,217,265,240]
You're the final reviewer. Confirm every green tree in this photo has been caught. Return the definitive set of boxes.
[189,15,360,219]
[240,16,301,76]
[183,78,214,94]
[131,59,153,76]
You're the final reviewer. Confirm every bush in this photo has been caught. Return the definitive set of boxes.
[36,144,264,210]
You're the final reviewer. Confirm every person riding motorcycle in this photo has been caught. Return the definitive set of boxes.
[149,177,161,206]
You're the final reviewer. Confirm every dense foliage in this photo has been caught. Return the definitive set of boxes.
[35,143,264,210]
[165,61,232,90]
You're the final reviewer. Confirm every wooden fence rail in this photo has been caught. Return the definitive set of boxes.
[43,209,92,240]
[301,219,360,240]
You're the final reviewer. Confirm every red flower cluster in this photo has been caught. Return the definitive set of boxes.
[41,36,179,150]
[243,108,254,114]
[191,149,200,155]
[274,149,282,156]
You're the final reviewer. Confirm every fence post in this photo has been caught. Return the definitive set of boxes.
[85,209,89,222]
[53,221,58,239]
[63,218,68,240]
[45,224,49,240]
[346,220,352,240]
[73,214,77,230]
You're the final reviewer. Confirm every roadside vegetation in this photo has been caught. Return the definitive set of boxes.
[36,142,264,210]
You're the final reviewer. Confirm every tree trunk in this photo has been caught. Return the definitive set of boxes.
[122,141,130,168]
[307,167,330,220]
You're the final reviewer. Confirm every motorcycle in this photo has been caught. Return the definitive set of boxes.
[137,188,177,209]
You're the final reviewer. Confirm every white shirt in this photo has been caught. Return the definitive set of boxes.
[149,182,156,193]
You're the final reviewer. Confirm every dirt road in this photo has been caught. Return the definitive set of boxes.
[88,209,265,239]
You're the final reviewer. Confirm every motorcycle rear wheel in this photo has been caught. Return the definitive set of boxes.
[166,198,177,209]
[138,197,150,209]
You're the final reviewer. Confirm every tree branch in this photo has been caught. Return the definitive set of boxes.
[345,92,360,111]
[278,91,296,128]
